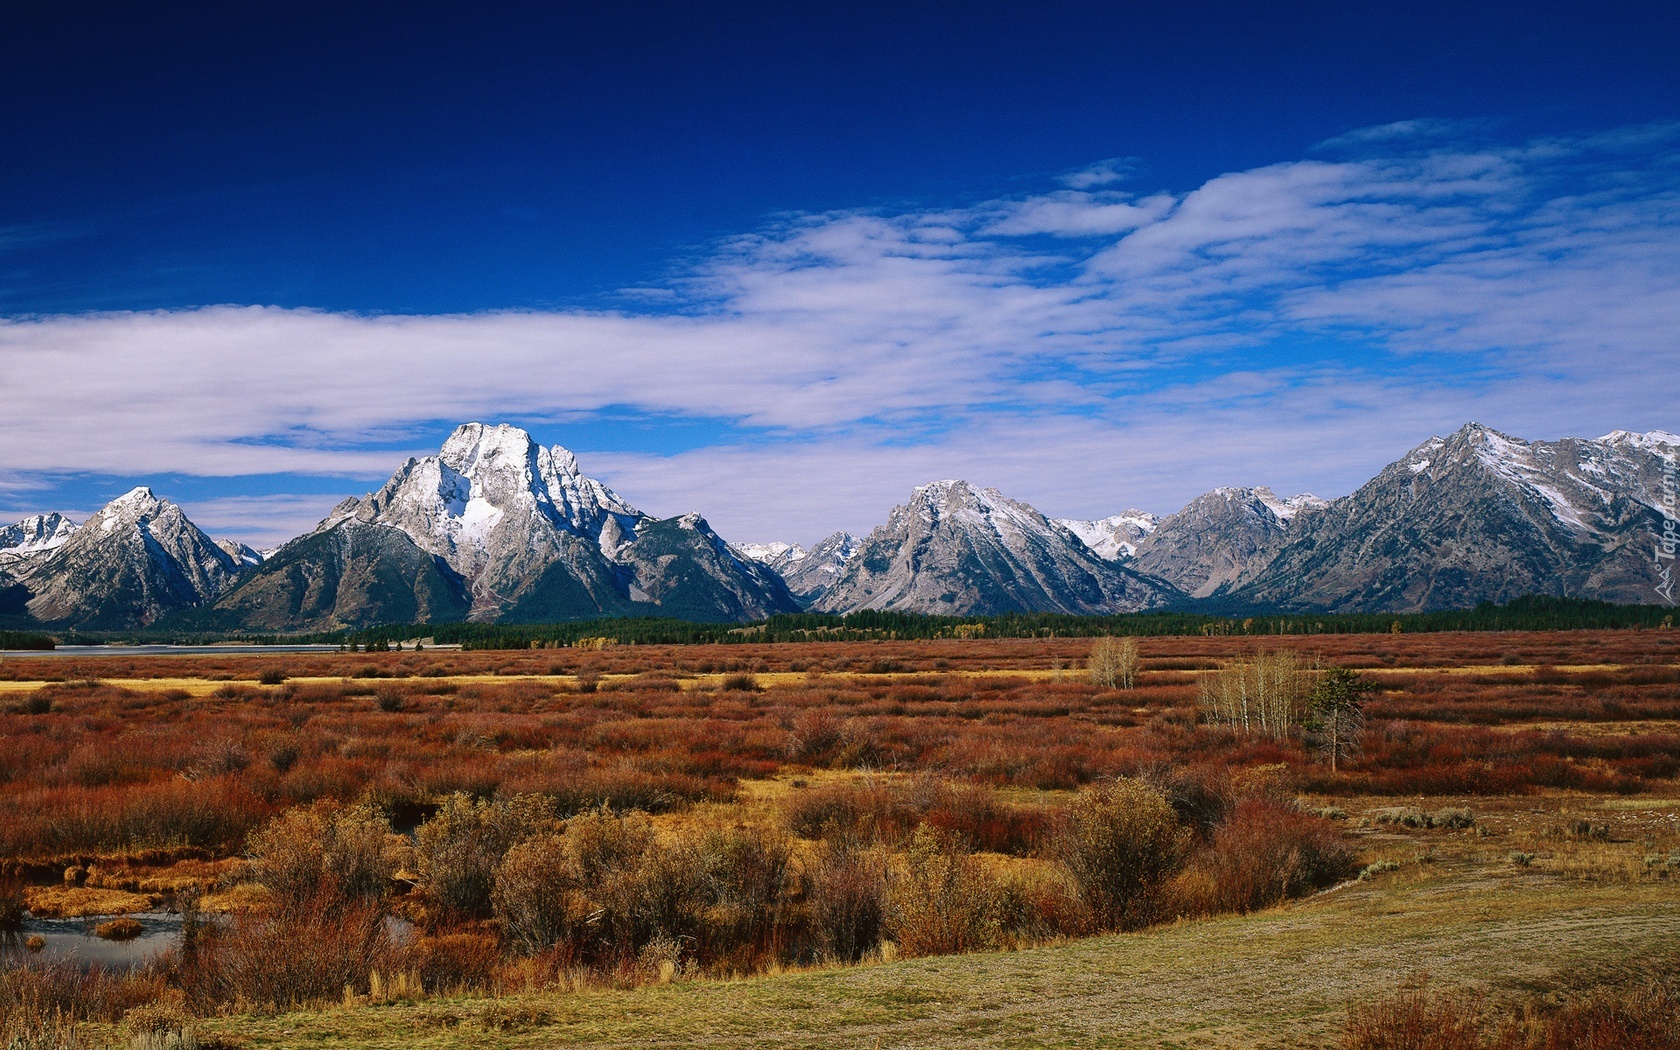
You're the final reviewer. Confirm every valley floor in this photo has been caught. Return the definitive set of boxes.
[186,796,1680,1049]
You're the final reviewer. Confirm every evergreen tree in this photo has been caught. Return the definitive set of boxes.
[1307,667,1374,774]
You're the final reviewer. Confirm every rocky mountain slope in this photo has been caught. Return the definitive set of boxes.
[813,480,1177,616]
[207,522,470,631]
[1227,424,1678,612]
[207,423,799,628]
[1127,487,1325,598]
[15,489,239,629]
[6,421,1672,630]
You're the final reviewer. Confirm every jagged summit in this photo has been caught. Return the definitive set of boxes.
[1599,429,1680,451]
[313,423,647,618]
[18,489,237,628]
[1128,486,1319,598]
[1056,511,1159,561]
[211,422,798,628]
[1229,426,1676,610]
[815,480,1175,616]
[738,532,859,605]
[0,513,78,563]
[4,421,1671,629]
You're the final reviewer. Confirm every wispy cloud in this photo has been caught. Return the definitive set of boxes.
[2,123,1677,545]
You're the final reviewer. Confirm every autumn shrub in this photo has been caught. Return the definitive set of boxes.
[1177,796,1358,915]
[917,780,1050,855]
[406,932,502,994]
[1052,778,1187,930]
[691,824,794,967]
[884,825,1003,957]
[178,894,397,1012]
[0,958,166,1024]
[493,807,792,970]
[246,800,396,912]
[0,872,24,931]
[502,766,730,817]
[1343,978,1680,1050]
[784,780,917,843]
[493,833,586,957]
[1341,987,1485,1049]
[1508,977,1680,1050]
[416,793,556,919]
[803,833,888,963]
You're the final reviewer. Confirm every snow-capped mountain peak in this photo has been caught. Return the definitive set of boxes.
[281,422,795,623]
[19,489,237,628]
[1055,511,1160,561]
[738,541,806,564]
[816,481,1172,615]
[0,512,78,558]
[96,486,164,532]
[1599,429,1680,454]
[329,423,646,576]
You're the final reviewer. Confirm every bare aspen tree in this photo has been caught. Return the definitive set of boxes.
[1116,636,1139,689]
[1198,651,1314,738]
[1089,636,1138,689]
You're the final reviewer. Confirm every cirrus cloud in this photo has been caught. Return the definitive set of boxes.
[3,122,1677,546]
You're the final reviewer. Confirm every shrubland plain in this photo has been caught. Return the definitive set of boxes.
[1,629,1678,1048]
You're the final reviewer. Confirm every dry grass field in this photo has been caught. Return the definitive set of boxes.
[2,629,1677,1047]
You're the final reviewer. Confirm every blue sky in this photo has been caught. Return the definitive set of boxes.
[2,1,1678,547]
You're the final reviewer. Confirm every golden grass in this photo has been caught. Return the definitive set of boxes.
[23,885,154,918]
[165,809,1679,1050]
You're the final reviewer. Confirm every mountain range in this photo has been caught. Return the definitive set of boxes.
[2,422,1674,632]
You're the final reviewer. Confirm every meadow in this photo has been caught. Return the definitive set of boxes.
[1,629,1677,1047]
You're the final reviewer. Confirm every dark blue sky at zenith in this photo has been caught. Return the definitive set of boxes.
[2,1,1678,546]
[7,0,1673,313]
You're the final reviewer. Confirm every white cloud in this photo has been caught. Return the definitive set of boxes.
[2,123,1678,546]
[1059,157,1138,190]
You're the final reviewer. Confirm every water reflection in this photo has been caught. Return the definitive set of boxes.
[1,912,181,970]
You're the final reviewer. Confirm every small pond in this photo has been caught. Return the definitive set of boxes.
[1,912,413,972]
[2,911,183,970]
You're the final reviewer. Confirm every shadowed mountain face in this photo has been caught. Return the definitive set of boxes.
[17,489,238,629]
[205,523,471,631]
[814,480,1178,616]
[1227,425,1677,612]
[207,423,800,629]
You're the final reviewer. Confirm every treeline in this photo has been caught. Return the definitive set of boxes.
[346,595,1675,649]
[25,595,1674,649]
[0,630,54,650]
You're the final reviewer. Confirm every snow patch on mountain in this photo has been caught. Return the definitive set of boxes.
[1055,511,1159,560]
[738,541,806,565]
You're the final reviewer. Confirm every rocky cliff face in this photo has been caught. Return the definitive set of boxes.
[1229,424,1678,611]
[1129,487,1324,598]
[0,513,78,571]
[602,514,801,622]
[20,489,238,628]
[814,480,1177,615]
